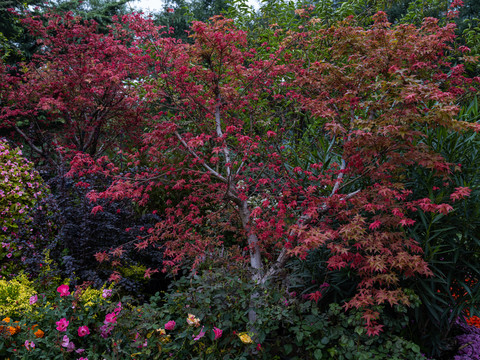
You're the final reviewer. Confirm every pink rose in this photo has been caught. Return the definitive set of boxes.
[193,326,205,341]
[57,284,70,297]
[164,320,176,331]
[78,326,90,337]
[104,312,117,324]
[56,318,69,332]
[213,327,223,340]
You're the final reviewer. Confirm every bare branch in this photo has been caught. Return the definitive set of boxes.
[331,158,346,196]
[14,125,44,155]
[174,130,227,182]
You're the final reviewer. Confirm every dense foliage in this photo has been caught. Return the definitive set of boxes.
[1,0,480,359]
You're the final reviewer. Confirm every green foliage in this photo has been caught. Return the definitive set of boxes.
[50,0,133,32]
[0,139,47,278]
[0,0,47,62]
[0,277,135,359]
[462,18,480,74]
[153,0,230,41]
[0,274,36,317]
[404,97,480,355]
[137,266,428,359]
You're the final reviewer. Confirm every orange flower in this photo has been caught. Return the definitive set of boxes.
[7,324,20,335]
[34,328,45,338]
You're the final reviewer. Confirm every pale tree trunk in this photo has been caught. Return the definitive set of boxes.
[237,199,264,324]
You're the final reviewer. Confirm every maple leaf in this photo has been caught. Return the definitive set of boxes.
[94,251,109,263]
[369,220,382,231]
[144,268,159,279]
[436,203,454,215]
[450,186,471,201]
[108,271,122,283]
[399,218,416,227]
[91,205,104,215]
[307,291,323,303]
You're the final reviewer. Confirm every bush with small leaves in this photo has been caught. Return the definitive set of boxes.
[0,139,48,278]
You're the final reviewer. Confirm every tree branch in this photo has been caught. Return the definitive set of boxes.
[14,124,44,155]
[174,130,227,183]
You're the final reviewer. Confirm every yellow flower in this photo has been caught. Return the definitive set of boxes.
[238,332,253,344]
[160,335,171,343]
[186,313,200,327]
[156,328,166,336]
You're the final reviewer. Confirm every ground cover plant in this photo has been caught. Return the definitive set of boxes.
[1,0,480,358]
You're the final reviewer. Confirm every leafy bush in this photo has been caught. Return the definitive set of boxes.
[453,317,480,360]
[0,139,50,278]
[46,173,167,298]
[0,265,428,360]
[0,274,36,317]
[139,266,428,360]
[0,277,149,360]
[403,97,480,356]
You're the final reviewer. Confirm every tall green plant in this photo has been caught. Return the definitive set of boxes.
[404,97,480,355]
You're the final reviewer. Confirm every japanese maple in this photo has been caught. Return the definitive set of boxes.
[65,12,480,333]
[0,12,149,169]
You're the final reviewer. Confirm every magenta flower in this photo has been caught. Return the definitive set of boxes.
[78,326,90,337]
[56,318,69,332]
[29,294,38,305]
[193,326,205,341]
[102,289,112,299]
[213,327,223,340]
[57,284,70,297]
[104,312,117,324]
[164,320,176,331]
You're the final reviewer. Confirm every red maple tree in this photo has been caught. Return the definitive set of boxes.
[60,12,480,333]
[0,12,149,170]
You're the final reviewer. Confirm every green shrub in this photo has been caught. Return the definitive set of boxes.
[0,139,48,278]
[137,267,428,360]
[0,274,36,317]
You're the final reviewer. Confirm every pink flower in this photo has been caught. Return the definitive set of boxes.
[164,320,176,331]
[78,326,90,337]
[102,289,112,299]
[29,295,38,305]
[61,335,75,351]
[167,7,174,13]
[193,326,205,341]
[104,312,117,324]
[213,327,222,340]
[114,302,122,314]
[24,340,35,350]
[56,318,69,332]
[57,284,70,297]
